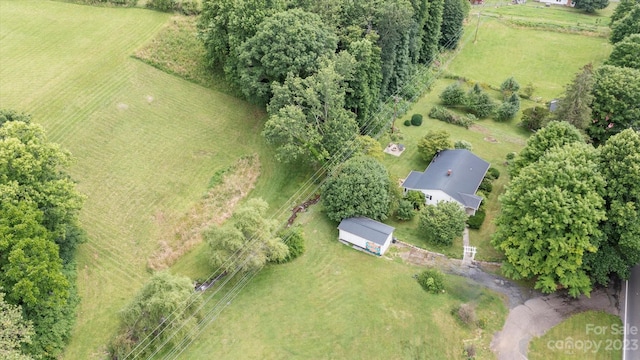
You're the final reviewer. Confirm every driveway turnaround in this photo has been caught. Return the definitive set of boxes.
[624,265,640,360]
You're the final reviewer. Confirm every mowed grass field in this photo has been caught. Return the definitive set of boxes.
[171,210,508,359]
[0,1,303,358]
[447,16,612,100]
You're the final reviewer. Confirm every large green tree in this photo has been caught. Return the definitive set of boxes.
[573,0,609,13]
[493,143,606,297]
[610,0,638,25]
[605,33,640,70]
[418,201,467,246]
[236,9,338,104]
[345,36,383,128]
[509,121,584,178]
[206,198,288,274]
[417,129,452,162]
[553,63,595,130]
[439,0,469,50]
[585,129,640,285]
[586,65,640,145]
[198,0,285,78]
[263,57,359,166]
[610,4,640,44]
[322,156,391,222]
[108,271,203,359]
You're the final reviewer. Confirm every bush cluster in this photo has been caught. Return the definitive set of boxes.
[416,269,445,294]
[454,140,472,151]
[520,106,550,131]
[428,106,473,128]
[440,83,466,106]
[485,167,500,180]
[411,113,423,126]
[395,199,416,221]
[467,210,486,229]
[146,0,200,15]
[275,227,305,263]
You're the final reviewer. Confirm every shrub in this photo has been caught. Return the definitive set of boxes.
[486,167,500,180]
[466,90,496,118]
[406,190,426,210]
[520,106,550,131]
[522,82,535,99]
[411,113,423,126]
[146,0,176,11]
[275,227,305,263]
[395,200,416,221]
[428,106,472,128]
[500,77,520,97]
[440,83,467,106]
[495,102,519,122]
[416,269,445,294]
[404,119,412,126]
[454,140,472,151]
[464,343,477,359]
[478,178,493,193]
[417,130,452,162]
[506,152,517,162]
[452,303,476,326]
[467,210,486,229]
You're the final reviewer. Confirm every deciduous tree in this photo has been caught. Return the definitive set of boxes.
[493,143,606,297]
[610,4,640,44]
[419,201,467,246]
[108,272,202,359]
[573,0,609,13]
[236,9,338,104]
[586,65,640,145]
[585,129,640,285]
[206,198,288,273]
[0,293,34,360]
[606,33,640,70]
[322,156,391,222]
[509,121,583,178]
[417,130,452,162]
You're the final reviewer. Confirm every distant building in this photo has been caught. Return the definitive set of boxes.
[402,149,490,215]
[337,217,395,256]
[538,0,575,6]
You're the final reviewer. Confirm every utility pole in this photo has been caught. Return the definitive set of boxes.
[474,12,481,43]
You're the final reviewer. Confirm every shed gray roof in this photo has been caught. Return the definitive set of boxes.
[337,217,395,246]
[403,149,489,210]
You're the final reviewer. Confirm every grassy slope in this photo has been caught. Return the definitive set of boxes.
[0,1,299,358]
[528,311,623,359]
[173,210,507,359]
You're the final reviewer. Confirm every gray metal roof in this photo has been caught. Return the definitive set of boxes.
[403,149,490,210]
[337,217,395,246]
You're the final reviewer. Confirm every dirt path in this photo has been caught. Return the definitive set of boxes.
[393,242,621,359]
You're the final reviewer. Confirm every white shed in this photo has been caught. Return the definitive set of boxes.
[337,217,395,256]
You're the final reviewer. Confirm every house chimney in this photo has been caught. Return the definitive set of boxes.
[447,169,452,176]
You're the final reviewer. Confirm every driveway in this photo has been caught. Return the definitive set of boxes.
[624,265,640,360]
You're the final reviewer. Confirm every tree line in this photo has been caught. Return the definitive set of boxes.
[493,3,640,297]
[0,110,86,359]
[198,0,471,168]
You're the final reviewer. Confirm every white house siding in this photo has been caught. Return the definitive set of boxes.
[422,189,454,206]
[338,229,392,256]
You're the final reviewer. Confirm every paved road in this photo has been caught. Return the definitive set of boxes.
[625,265,640,360]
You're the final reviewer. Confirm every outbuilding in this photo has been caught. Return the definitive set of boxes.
[337,217,395,256]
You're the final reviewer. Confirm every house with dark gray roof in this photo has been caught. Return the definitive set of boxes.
[402,149,490,215]
[337,217,395,256]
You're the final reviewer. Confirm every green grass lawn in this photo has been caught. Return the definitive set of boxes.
[171,209,508,359]
[528,311,623,359]
[446,17,611,100]
[0,1,302,358]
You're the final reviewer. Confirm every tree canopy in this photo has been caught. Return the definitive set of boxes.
[0,113,83,359]
[236,9,338,104]
[509,121,584,178]
[586,65,640,145]
[108,271,202,359]
[207,198,288,274]
[322,156,391,222]
[0,293,34,360]
[417,129,452,162]
[610,4,640,44]
[573,0,609,13]
[585,129,640,285]
[419,201,467,246]
[605,33,640,70]
[493,143,606,297]
[439,0,469,49]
